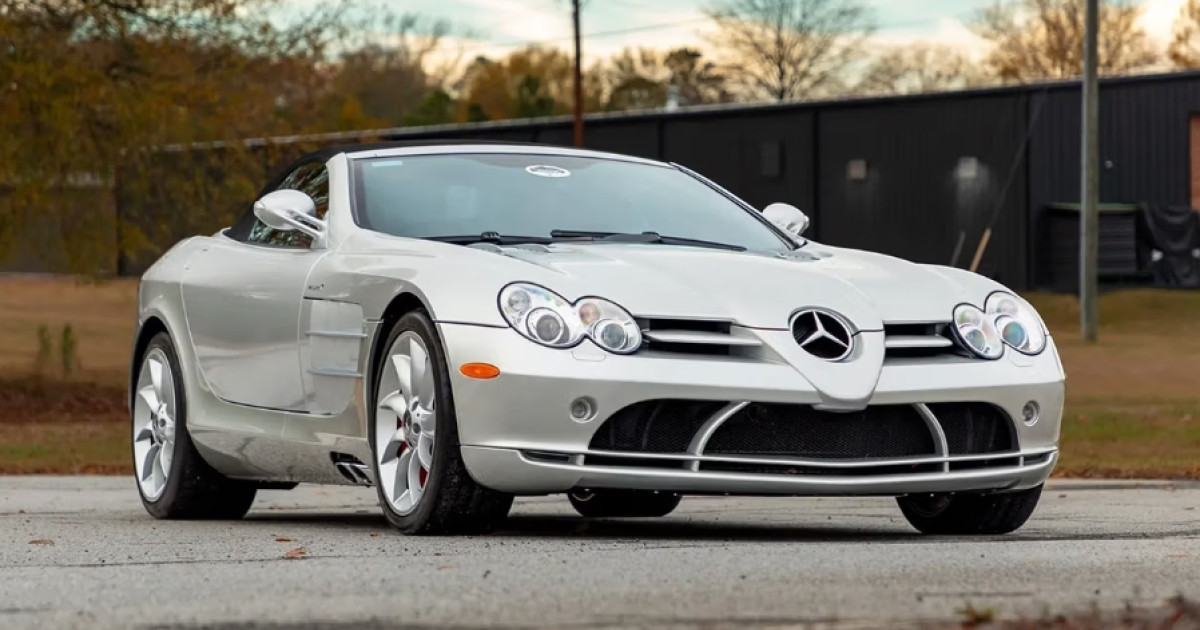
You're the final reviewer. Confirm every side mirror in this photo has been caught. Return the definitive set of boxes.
[253,189,327,248]
[763,202,810,237]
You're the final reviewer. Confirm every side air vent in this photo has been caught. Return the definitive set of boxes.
[639,318,760,356]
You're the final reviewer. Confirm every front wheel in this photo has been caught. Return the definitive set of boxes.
[896,484,1043,535]
[568,489,682,518]
[370,311,513,535]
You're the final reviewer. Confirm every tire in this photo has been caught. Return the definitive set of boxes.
[132,332,257,520]
[568,489,682,518]
[369,311,513,535]
[896,484,1043,535]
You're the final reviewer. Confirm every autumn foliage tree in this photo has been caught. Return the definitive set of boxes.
[971,0,1159,82]
[1169,0,1200,68]
[601,47,731,111]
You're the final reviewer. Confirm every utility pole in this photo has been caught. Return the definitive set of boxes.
[1080,0,1099,342]
[571,0,584,147]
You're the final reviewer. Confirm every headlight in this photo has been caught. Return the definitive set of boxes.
[576,297,642,354]
[985,291,1047,355]
[498,283,642,353]
[952,303,1003,359]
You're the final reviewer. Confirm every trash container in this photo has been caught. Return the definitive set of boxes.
[1041,202,1146,292]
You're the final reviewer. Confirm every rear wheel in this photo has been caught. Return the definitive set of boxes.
[896,484,1043,535]
[132,332,257,519]
[370,311,513,535]
[568,489,682,518]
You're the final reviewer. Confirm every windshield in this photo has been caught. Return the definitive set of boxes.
[350,153,791,251]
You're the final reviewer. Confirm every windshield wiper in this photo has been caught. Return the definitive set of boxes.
[427,232,554,246]
[549,229,746,252]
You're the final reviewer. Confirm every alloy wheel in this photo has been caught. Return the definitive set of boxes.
[375,331,438,516]
[132,347,177,501]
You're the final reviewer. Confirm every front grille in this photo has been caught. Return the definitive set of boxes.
[704,403,936,459]
[883,322,961,359]
[588,400,726,453]
[928,403,1015,454]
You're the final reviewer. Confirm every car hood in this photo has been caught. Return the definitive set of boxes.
[470,242,995,330]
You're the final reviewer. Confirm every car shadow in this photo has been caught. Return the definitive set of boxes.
[495,513,919,543]
[245,510,920,542]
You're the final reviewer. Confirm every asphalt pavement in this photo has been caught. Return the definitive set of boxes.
[1,476,1198,630]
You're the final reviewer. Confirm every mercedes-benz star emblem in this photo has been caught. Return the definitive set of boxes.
[790,309,855,361]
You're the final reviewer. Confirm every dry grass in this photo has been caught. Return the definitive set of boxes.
[0,275,138,387]
[0,275,1198,477]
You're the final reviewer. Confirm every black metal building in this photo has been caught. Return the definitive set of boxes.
[15,70,1200,287]
[345,69,1200,291]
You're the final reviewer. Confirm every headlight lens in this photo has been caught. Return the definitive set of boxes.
[952,303,1003,359]
[498,283,642,353]
[576,297,642,354]
[985,291,1047,354]
[499,284,584,348]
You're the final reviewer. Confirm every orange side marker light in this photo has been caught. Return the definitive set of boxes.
[460,363,501,379]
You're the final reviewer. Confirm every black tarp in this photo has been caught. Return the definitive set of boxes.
[1140,204,1200,288]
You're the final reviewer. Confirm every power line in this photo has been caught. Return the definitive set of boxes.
[454,8,977,57]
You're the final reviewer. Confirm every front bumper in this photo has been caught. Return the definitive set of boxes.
[439,323,1065,496]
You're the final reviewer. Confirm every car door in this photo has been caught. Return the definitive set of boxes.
[181,161,331,411]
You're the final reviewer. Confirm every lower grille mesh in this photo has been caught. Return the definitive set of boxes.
[704,404,935,459]
[929,403,1015,454]
[588,400,726,453]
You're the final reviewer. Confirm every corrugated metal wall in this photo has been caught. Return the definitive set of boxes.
[1028,75,1200,285]
[816,93,1030,288]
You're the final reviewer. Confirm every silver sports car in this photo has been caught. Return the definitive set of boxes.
[129,141,1065,535]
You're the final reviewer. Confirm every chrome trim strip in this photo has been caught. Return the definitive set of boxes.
[308,367,362,378]
[914,403,951,472]
[643,330,763,347]
[885,335,954,349]
[307,330,367,339]
[550,446,1055,468]
[685,401,751,471]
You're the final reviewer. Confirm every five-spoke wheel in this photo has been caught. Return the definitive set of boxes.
[370,311,513,534]
[133,347,177,501]
[375,331,438,516]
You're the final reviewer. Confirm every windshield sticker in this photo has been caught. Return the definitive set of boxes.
[370,160,404,168]
[525,165,570,178]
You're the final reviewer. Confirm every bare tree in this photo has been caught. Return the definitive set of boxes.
[972,0,1159,82]
[854,44,989,96]
[1169,0,1200,68]
[705,0,874,102]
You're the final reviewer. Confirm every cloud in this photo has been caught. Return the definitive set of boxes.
[869,16,991,59]
[1138,0,1186,43]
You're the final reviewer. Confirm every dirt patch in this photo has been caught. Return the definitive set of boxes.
[0,376,126,425]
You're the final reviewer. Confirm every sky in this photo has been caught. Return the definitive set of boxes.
[359,0,1191,63]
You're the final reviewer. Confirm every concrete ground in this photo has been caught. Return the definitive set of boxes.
[1,477,1198,630]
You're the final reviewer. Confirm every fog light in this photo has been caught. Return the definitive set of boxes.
[1021,401,1040,426]
[569,397,596,423]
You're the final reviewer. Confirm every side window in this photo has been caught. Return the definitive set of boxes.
[247,162,330,248]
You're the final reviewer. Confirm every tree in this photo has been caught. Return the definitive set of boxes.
[601,47,732,111]
[854,44,989,96]
[972,0,1159,82]
[705,0,874,102]
[0,0,430,271]
[327,12,468,128]
[457,46,604,121]
[1169,0,1200,68]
